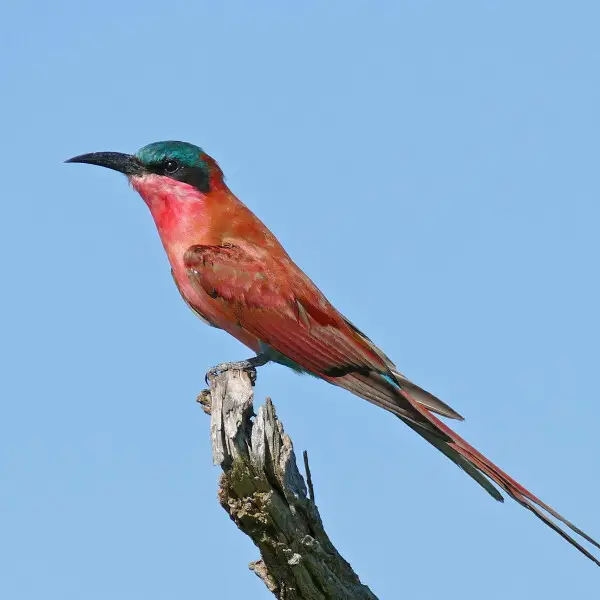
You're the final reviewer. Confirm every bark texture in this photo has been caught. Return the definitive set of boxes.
[198,369,378,600]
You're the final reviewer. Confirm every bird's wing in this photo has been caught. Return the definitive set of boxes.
[340,315,464,419]
[184,242,391,376]
[183,242,461,419]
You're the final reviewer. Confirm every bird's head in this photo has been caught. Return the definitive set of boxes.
[66,140,224,194]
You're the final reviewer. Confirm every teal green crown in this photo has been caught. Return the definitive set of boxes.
[136,141,206,167]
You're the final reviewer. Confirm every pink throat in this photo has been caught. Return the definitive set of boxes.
[131,174,206,237]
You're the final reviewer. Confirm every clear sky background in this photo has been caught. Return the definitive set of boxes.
[2,2,599,598]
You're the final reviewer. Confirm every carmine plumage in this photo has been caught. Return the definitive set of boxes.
[67,140,600,567]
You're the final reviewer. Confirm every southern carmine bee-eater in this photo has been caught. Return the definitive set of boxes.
[67,140,599,566]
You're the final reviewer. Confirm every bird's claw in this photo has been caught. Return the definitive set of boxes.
[205,360,258,386]
[205,354,270,385]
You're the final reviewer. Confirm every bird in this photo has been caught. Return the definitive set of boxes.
[67,140,599,566]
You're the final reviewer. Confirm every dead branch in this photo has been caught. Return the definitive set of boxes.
[198,370,378,600]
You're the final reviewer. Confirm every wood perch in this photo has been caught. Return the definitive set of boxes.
[197,369,378,600]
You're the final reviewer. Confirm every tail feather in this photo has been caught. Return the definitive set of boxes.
[320,364,600,565]
[401,417,504,502]
[397,387,600,566]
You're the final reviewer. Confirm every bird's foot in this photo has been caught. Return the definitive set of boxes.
[205,354,270,386]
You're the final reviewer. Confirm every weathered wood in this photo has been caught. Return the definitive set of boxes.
[199,369,378,600]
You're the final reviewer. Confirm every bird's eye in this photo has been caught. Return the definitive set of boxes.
[163,159,180,174]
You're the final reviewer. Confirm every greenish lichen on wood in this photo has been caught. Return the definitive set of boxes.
[199,369,378,600]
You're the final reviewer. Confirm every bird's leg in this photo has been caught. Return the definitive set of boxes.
[205,353,271,385]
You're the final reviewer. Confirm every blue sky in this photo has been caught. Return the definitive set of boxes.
[2,2,599,598]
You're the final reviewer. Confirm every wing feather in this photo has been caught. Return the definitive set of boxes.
[184,242,462,420]
[184,243,387,373]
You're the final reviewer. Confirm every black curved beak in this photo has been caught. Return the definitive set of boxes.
[65,152,145,176]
